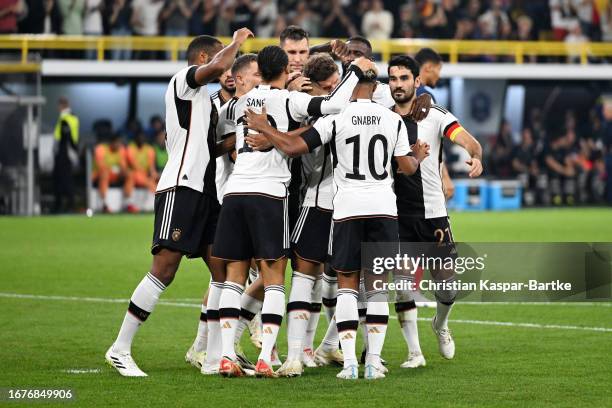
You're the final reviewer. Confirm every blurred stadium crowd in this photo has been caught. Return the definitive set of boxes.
[3,0,612,46]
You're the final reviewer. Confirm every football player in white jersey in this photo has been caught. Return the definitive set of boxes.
[244,69,430,380]
[387,55,482,368]
[185,66,238,373]
[212,45,374,378]
[105,28,253,378]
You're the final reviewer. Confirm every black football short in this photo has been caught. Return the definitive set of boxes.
[398,216,457,264]
[291,206,333,264]
[212,193,290,261]
[151,187,220,258]
[330,216,399,273]
[398,216,455,244]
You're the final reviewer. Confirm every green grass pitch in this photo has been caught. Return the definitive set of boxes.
[1,208,611,407]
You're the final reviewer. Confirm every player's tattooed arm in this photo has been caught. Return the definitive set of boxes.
[409,93,432,122]
[396,140,430,176]
[452,130,483,178]
[244,107,311,157]
[192,28,253,86]
[309,39,349,59]
[215,133,236,157]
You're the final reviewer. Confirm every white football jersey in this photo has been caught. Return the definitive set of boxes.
[301,143,333,210]
[224,68,361,198]
[303,99,411,220]
[394,105,462,219]
[372,82,395,108]
[158,65,215,196]
[215,96,238,203]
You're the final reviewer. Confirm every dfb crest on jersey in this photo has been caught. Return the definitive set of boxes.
[172,228,182,242]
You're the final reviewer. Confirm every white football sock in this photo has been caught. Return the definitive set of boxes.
[114,272,165,353]
[304,276,322,351]
[365,290,389,367]
[321,270,337,323]
[321,315,339,352]
[235,293,263,345]
[396,287,422,354]
[336,288,359,368]
[258,285,285,364]
[219,282,244,360]
[205,281,223,366]
[192,304,208,353]
[287,272,315,360]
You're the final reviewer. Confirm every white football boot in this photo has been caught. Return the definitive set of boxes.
[336,364,359,380]
[400,352,426,368]
[432,316,455,359]
[105,345,147,377]
[185,345,206,369]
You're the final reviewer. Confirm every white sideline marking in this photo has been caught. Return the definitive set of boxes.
[1,292,611,333]
[63,369,101,374]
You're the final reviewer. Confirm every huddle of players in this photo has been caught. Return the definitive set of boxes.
[105,25,483,380]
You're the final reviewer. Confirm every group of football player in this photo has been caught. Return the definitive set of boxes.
[105,24,483,380]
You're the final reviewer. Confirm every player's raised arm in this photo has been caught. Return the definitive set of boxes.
[192,28,253,86]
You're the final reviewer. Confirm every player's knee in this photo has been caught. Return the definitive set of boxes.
[434,288,457,305]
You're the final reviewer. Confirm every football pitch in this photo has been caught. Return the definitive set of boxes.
[1,208,611,407]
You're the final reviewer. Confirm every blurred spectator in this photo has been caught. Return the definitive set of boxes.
[565,21,589,62]
[361,0,392,39]
[107,0,132,60]
[489,119,514,178]
[321,0,356,38]
[160,0,191,37]
[215,2,231,36]
[84,0,104,59]
[53,97,80,213]
[512,128,539,205]
[152,128,167,173]
[420,0,447,38]
[602,1,612,42]
[229,0,256,33]
[145,115,164,141]
[123,117,143,140]
[545,132,576,205]
[131,0,163,36]
[0,0,24,33]
[478,0,511,39]
[256,0,278,37]
[126,131,158,195]
[58,0,85,34]
[92,133,136,213]
[198,0,217,35]
[396,3,417,38]
[19,0,60,33]
[290,1,319,37]
[550,0,579,40]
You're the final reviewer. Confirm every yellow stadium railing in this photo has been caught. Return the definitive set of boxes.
[1,35,612,65]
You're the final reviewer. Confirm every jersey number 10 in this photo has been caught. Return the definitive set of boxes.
[345,134,389,181]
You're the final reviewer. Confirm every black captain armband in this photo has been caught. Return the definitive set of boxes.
[301,127,323,152]
[185,66,200,89]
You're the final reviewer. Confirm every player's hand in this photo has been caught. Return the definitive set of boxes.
[351,56,376,76]
[330,39,349,59]
[411,140,430,162]
[466,157,483,178]
[232,28,254,45]
[245,133,273,151]
[245,107,270,133]
[409,93,432,122]
[287,73,312,92]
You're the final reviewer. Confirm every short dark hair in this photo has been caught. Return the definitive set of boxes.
[359,69,378,84]
[257,45,288,81]
[388,55,420,79]
[231,53,258,76]
[303,53,338,82]
[347,36,372,55]
[187,35,222,63]
[415,47,442,66]
[279,25,309,44]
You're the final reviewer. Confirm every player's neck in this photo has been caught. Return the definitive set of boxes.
[394,98,415,116]
[219,88,233,103]
[350,86,373,101]
[264,78,287,90]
